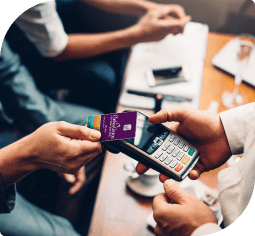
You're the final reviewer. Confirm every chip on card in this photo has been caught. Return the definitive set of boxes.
[87,111,137,141]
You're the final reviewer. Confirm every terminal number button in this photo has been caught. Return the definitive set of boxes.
[171,149,180,157]
[170,160,178,168]
[176,152,184,161]
[173,138,180,146]
[162,142,170,151]
[159,154,168,162]
[154,152,163,159]
[183,145,189,152]
[164,157,173,165]
[169,134,175,142]
[167,145,175,154]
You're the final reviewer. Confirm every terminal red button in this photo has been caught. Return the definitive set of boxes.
[175,164,183,172]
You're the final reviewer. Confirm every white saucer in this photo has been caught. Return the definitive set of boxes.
[126,177,164,197]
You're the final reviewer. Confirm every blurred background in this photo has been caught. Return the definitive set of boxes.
[78,0,255,34]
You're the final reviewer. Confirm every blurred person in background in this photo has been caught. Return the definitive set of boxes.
[5,0,191,114]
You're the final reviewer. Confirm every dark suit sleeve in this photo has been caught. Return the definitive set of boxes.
[0,39,65,134]
[0,174,16,213]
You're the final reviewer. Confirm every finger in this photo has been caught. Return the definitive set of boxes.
[69,168,86,195]
[153,193,169,211]
[161,15,191,30]
[188,161,206,180]
[66,138,102,161]
[78,139,102,152]
[154,225,165,236]
[78,147,102,164]
[188,169,200,180]
[159,174,169,183]
[169,6,191,21]
[149,107,192,124]
[171,25,184,35]
[69,180,84,195]
[186,15,192,22]
[57,121,101,141]
[62,173,76,184]
[163,179,188,204]
[155,15,190,36]
[58,172,76,183]
[136,163,149,175]
[172,16,191,34]
[167,5,186,19]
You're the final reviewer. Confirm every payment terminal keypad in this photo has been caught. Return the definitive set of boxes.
[152,131,197,174]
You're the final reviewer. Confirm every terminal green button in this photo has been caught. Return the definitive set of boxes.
[188,148,195,156]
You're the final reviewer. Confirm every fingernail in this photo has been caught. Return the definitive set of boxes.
[164,179,175,188]
[90,129,101,139]
[66,175,75,183]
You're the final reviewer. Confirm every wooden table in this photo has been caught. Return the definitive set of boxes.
[88,33,255,236]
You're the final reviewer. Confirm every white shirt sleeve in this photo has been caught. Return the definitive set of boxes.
[15,1,68,58]
[191,223,221,236]
[219,102,255,155]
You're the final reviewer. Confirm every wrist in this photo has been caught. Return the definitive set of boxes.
[126,24,147,44]
[115,25,143,48]
[0,135,39,188]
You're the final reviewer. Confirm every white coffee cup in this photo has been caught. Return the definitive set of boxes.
[126,164,159,187]
[137,168,160,187]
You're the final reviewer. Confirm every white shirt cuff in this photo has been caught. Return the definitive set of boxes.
[219,103,255,155]
[191,223,221,236]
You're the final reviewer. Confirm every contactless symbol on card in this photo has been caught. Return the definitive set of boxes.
[88,111,137,141]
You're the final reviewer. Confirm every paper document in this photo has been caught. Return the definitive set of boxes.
[120,22,209,109]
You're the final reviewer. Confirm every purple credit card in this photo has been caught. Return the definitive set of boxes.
[88,111,137,141]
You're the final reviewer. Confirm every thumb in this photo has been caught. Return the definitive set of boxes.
[57,121,101,141]
[149,107,193,124]
[163,179,188,204]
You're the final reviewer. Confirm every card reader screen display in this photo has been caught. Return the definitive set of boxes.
[126,112,169,153]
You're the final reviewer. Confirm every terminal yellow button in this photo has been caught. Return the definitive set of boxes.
[182,156,190,164]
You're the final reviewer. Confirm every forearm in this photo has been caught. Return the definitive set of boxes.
[0,136,37,188]
[54,27,140,61]
[80,0,157,15]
